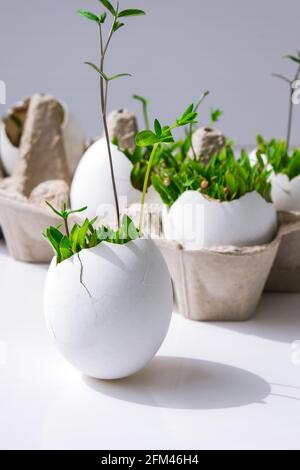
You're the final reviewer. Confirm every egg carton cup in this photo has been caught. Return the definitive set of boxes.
[0,188,79,263]
[265,211,300,292]
[153,218,300,321]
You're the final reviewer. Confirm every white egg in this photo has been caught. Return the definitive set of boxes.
[44,238,173,380]
[71,138,143,221]
[271,173,300,212]
[0,98,85,176]
[163,190,277,249]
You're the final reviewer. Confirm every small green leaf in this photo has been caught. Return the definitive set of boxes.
[84,62,108,81]
[108,73,132,81]
[98,0,116,16]
[99,12,107,23]
[69,206,88,215]
[288,151,300,179]
[284,54,300,64]
[77,9,99,22]
[78,219,90,247]
[118,9,146,18]
[88,230,98,248]
[136,130,160,147]
[225,172,237,194]
[181,104,194,119]
[154,119,162,137]
[45,201,62,218]
[160,127,174,143]
[113,21,125,32]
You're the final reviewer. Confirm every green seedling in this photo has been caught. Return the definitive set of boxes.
[256,135,300,180]
[151,143,272,207]
[135,104,200,231]
[44,202,139,264]
[78,0,145,228]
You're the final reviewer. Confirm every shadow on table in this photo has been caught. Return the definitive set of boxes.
[84,356,270,410]
[214,293,300,343]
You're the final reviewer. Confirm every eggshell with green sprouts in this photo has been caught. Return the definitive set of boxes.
[271,173,300,211]
[163,190,277,249]
[44,238,173,380]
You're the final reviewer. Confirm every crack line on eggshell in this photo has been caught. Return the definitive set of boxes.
[77,253,93,299]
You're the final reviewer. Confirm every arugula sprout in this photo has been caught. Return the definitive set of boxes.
[120,92,210,191]
[78,1,146,228]
[151,143,272,207]
[135,104,200,230]
[44,202,140,264]
[256,135,300,180]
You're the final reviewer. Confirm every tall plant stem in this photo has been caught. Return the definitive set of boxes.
[64,218,70,238]
[189,90,209,159]
[98,22,120,229]
[139,143,159,232]
[143,101,150,130]
[286,88,294,152]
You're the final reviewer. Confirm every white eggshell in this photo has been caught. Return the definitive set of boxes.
[250,149,300,212]
[163,190,277,249]
[44,238,173,380]
[271,173,300,212]
[70,138,141,220]
[60,103,86,176]
[0,100,85,176]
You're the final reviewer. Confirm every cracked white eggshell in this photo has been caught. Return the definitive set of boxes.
[271,173,300,212]
[250,149,300,212]
[0,99,85,176]
[44,238,173,380]
[70,138,142,220]
[163,190,277,249]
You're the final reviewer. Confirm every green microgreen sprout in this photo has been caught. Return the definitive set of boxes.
[44,202,140,264]
[78,0,145,228]
[45,201,88,238]
[133,94,150,130]
[120,92,209,193]
[254,51,300,180]
[135,104,199,231]
[44,0,145,264]
[256,135,300,180]
[189,91,210,159]
[151,143,272,208]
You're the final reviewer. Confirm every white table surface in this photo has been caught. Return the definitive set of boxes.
[0,241,300,451]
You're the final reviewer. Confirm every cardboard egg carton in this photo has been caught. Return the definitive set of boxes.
[0,94,84,262]
[265,211,300,292]
[135,207,300,321]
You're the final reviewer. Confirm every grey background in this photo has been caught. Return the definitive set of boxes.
[0,0,300,145]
